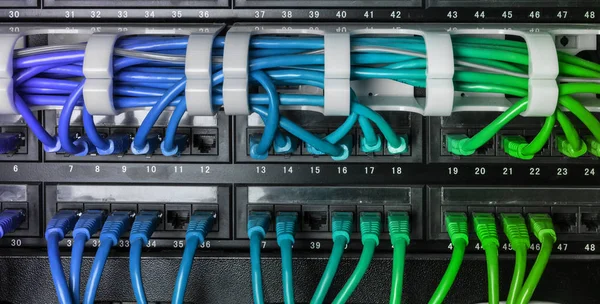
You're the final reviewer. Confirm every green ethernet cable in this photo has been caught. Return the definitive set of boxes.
[311,212,353,304]
[556,109,588,158]
[388,212,410,304]
[473,213,500,304]
[515,214,557,304]
[501,214,531,304]
[332,212,381,304]
[429,213,469,304]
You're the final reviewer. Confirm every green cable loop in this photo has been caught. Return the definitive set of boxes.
[556,109,583,150]
[559,95,600,141]
[520,114,556,156]
[507,245,528,304]
[310,237,348,304]
[484,247,500,304]
[428,238,467,304]
[515,234,556,304]
[390,241,407,304]
[331,239,378,304]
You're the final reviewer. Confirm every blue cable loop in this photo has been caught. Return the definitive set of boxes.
[83,211,133,304]
[0,209,25,238]
[172,211,216,304]
[70,210,105,304]
[45,210,80,304]
[129,211,161,304]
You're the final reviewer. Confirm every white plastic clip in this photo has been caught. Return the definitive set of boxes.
[521,32,559,117]
[223,31,251,115]
[324,32,351,116]
[185,32,221,116]
[0,34,22,115]
[422,31,454,116]
[83,33,121,116]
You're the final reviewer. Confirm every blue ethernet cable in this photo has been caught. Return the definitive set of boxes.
[172,211,216,304]
[45,210,80,304]
[248,211,271,304]
[70,210,105,304]
[276,212,298,304]
[57,81,86,155]
[0,209,26,238]
[129,210,162,304]
[83,211,133,304]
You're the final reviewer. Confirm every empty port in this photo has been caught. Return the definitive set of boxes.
[193,133,218,155]
[552,213,578,233]
[582,213,600,233]
[302,208,328,232]
[165,205,191,231]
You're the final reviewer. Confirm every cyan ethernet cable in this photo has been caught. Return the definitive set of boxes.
[172,211,216,304]
[70,210,105,304]
[248,211,271,304]
[129,210,162,304]
[311,212,353,304]
[276,212,299,304]
[332,212,381,304]
[45,210,80,304]
[83,211,134,304]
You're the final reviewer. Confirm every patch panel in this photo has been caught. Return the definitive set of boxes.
[236,186,423,241]
[0,184,40,238]
[430,111,600,163]
[237,111,421,163]
[0,114,39,161]
[45,184,230,245]
[43,109,229,162]
[429,186,600,242]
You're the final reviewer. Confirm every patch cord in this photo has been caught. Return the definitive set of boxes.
[5,35,600,160]
[42,206,558,303]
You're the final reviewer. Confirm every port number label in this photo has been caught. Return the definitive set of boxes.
[119,240,130,248]
[474,243,482,250]
[585,168,596,176]
[310,166,321,174]
[310,242,321,250]
[447,243,454,250]
[95,165,100,173]
[12,165,18,172]
[392,167,402,175]
[503,167,513,176]
[585,11,596,19]
[502,243,513,251]
[261,241,267,249]
[474,167,486,175]
[68,165,74,173]
[530,243,541,251]
[557,168,568,176]
[448,167,459,175]
[585,244,596,252]
[174,165,183,173]
[10,239,21,247]
[256,166,266,174]
[338,166,348,175]
[364,166,375,175]
[173,240,184,248]
[146,165,157,173]
[146,240,157,248]
[200,166,210,174]
[199,241,211,249]
[556,243,568,251]
[529,167,541,176]
[283,166,293,174]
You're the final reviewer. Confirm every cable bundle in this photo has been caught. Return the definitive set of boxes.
[9,34,600,160]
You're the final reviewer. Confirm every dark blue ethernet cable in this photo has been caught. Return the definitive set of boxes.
[70,210,105,304]
[0,133,22,154]
[45,210,80,304]
[276,212,298,304]
[129,211,161,304]
[248,211,271,304]
[172,211,216,304]
[0,209,26,238]
[83,211,133,304]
